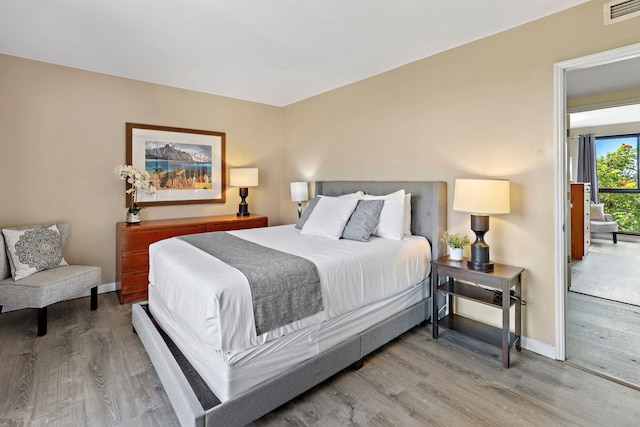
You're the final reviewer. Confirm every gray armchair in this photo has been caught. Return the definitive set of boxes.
[0,223,101,336]
[591,213,619,243]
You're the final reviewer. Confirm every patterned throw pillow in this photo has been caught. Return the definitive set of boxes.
[1,225,68,281]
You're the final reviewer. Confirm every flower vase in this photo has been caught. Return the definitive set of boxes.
[126,211,141,224]
[448,246,463,261]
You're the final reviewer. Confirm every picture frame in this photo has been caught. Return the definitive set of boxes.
[126,123,226,207]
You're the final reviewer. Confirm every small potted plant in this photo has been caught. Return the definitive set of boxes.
[442,231,470,261]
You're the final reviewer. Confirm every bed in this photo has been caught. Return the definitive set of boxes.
[132,180,447,426]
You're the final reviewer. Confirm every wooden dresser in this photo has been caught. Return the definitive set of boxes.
[570,183,591,260]
[115,214,268,303]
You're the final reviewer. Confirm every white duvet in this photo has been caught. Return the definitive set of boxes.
[148,224,431,353]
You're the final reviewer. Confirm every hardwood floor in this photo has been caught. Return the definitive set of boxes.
[2,292,640,426]
[569,236,640,388]
[567,291,640,388]
[0,293,178,426]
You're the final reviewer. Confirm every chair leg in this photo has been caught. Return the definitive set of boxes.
[90,286,98,311]
[37,307,47,336]
[613,232,618,244]
[352,358,364,370]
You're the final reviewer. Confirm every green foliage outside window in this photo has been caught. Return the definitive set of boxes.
[599,193,640,233]
[597,142,637,188]
[596,141,640,233]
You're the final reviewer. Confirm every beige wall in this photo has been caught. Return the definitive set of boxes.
[0,55,283,283]
[569,87,640,111]
[282,0,640,348]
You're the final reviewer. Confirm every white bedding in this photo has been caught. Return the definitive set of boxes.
[149,278,429,401]
[148,224,431,353]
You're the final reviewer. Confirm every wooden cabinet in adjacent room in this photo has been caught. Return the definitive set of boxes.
[115,214,268,303]
[571,183,591,260]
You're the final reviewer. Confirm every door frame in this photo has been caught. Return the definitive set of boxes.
[553,42,640,360]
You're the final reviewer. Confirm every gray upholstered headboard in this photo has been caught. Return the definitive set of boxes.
[315,181,447,260]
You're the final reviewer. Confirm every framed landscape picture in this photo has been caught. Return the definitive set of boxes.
[126,123,226,207]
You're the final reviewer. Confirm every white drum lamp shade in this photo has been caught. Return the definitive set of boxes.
[230,168,259,188]
[290,182,309,217]
[230,168,259,216]
[453,179,510,271]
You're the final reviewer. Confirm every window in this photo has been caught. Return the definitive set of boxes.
[596,135,638,189]
[596,134,640,233]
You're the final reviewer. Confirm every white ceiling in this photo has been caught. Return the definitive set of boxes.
[567,56,640,98]
[567,55,640,129]
[0,0,591,106]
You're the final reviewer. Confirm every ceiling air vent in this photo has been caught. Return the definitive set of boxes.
[604,0,640,25]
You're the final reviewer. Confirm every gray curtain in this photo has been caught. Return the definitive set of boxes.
[577,133,599,204]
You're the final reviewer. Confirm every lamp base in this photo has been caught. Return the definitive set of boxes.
[237,187,250,216]
[237,203,250,216]
[468,214,494,272]
[467,259,494,271]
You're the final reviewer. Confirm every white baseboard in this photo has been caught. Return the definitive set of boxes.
[521,336,557,359]
[1,282,116,313]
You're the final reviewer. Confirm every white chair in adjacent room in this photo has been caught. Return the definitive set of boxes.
[590,204,619,243]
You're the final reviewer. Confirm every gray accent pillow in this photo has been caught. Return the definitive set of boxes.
[342,200,384,242]
[295,196,321,229]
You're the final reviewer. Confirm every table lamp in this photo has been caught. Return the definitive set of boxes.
[290,181,309,218]
[453,179,510,271]
[230,168,259,216]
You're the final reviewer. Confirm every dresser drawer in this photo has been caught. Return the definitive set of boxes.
[121,250,149,272]
[120,224,206,251]
[121,271,149,293]
[206,217,268,231]
[570,183,590,260]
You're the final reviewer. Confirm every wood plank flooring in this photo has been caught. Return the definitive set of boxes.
[567,291,640,387]
[0,293,178,426]
[2,292,640,426]
[569,236,640,388]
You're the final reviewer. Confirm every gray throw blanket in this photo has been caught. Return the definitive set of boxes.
[178,232,323,336]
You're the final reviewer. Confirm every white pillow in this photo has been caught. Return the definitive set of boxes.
[363,189,406,240]
[2,224,68,281]
[338,191,364,199]
[403,193,412,236]
[297,192,363,230]
[590,203,606,221]
[301,196,359,239]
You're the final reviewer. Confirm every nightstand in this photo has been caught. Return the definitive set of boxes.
[431,256,524,367]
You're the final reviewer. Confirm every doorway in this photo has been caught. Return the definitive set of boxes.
[566,108,640,387]
[554,43,640,386]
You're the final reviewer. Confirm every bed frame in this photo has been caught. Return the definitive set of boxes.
[132,180,447,426]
